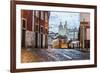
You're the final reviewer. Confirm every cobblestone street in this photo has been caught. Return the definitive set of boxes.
[21,48,90,63]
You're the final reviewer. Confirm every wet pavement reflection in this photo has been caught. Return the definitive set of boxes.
[21,48,90,63]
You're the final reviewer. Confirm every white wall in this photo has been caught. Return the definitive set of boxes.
[0,0,100,73]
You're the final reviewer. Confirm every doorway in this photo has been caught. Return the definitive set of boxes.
[21,18,27,48]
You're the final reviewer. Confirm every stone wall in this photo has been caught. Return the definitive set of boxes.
[25,30,34,48]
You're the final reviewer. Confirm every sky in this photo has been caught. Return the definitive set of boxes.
[49,11,80,33]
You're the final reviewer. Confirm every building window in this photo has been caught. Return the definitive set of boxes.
[35,25,39,31]
[36,11,39,17]
[45,12,48,22]
[35,17,39,24]
[40,27,43,33]
[21,18,27,30]
[41,11,44,20]
[45,29,48,34]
